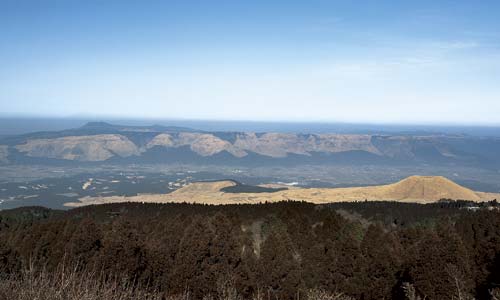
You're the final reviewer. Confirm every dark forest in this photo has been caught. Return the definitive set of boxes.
[1,201,500,300]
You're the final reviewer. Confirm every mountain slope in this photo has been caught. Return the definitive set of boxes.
[381,175,482,201]
[15,134,141,161]
[66,176,500,207]
[2,122,500,168]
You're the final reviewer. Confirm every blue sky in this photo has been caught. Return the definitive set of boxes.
[1,0,499,125]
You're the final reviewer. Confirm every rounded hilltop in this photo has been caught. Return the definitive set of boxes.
[66,175,500,207]
[384,175,482,202]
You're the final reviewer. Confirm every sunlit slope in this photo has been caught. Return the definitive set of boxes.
[4,122,500,169]
[381,175,482,201]
[66,176,500,207]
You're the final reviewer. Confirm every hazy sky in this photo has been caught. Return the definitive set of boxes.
[1,1,500,125]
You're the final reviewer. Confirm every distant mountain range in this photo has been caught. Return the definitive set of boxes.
[1,122,499,168]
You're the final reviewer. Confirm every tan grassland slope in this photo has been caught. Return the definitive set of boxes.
[65,176,500,207]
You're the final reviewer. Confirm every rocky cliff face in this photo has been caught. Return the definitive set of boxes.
[140,132,476,162]
[12,131,395,162]
[3,122,500,167]
[15,134,140,161]
[230,133,381,157]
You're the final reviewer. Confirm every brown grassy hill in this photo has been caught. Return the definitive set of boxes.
[381,175,482,201]
[66,176,500,207]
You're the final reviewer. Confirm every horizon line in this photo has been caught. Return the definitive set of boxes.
[1,112,500,128]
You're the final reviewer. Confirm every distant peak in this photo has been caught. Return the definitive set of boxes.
[78,122,197,133]
[81,121,114,128]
